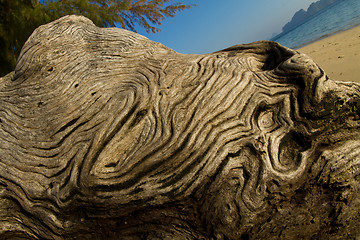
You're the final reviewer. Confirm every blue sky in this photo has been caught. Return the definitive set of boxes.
[138,0,316,54]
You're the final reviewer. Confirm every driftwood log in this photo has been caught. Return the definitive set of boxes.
[0,15,359,239]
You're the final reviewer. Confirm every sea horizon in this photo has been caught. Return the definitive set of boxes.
[271,0,360,49]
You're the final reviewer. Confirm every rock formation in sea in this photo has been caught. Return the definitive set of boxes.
[282,0,340,33]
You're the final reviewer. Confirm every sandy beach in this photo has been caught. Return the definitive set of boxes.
[298,25,360,83]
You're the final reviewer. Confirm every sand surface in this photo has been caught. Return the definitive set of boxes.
[298,25,360,83]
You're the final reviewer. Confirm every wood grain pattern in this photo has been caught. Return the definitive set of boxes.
[0,15,359,239]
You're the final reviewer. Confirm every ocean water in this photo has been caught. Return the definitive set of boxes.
[271,0,360,49]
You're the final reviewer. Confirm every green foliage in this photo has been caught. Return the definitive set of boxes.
[0,0,194,76]
[0,0,50,75]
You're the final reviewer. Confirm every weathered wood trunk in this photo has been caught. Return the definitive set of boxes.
[0,15,359,239]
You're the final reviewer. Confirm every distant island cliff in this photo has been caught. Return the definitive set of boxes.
[282,0,342,33]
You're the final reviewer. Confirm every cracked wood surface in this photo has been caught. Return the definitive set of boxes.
[0,15,359,239]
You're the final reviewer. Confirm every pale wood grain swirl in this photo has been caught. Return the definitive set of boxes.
[0,15,359,239]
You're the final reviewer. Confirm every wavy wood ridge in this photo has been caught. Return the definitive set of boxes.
[0,15,359,239]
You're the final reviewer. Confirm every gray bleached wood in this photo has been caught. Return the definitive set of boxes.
[0,15,359,239]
